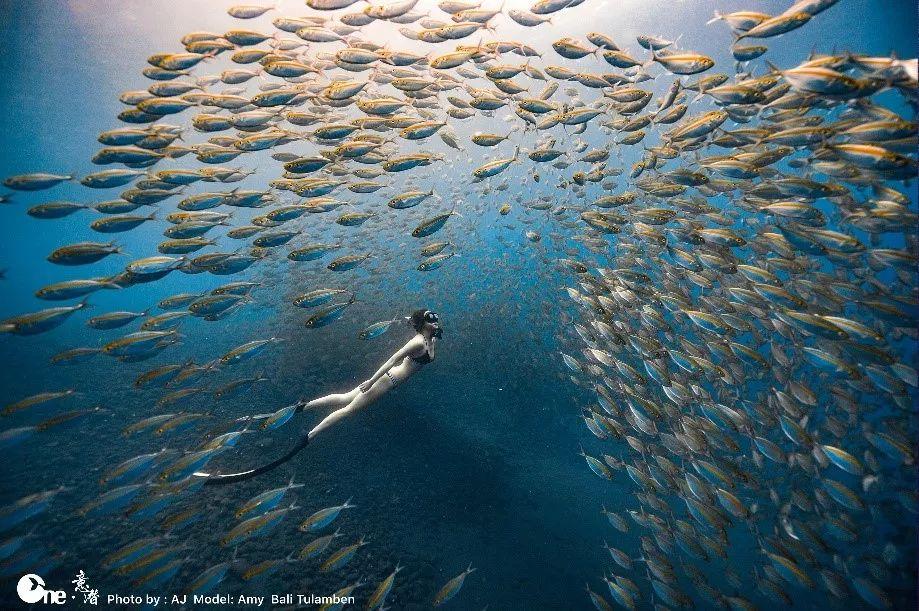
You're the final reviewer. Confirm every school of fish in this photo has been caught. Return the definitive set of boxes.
[0,0,917,608]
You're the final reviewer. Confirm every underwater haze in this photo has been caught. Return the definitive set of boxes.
[0,0,917,610]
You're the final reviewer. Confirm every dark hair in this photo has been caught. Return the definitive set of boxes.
[409,309,428,332]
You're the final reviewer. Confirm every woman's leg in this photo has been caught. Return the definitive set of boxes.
[205,371,403,485]
[303,386,361,411]
[307,375,391,440]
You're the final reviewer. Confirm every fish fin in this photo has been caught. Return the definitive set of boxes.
[705,10,723,25]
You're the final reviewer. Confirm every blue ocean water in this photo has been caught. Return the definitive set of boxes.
[0,1,916,609]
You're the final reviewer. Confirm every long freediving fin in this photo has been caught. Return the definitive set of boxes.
[198,431,310,486]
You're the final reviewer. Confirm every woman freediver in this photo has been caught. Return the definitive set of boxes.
[199,309,441,485]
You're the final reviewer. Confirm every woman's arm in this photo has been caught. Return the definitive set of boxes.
[359,337,422,392]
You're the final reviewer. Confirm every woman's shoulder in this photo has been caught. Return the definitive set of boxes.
[405,334,426,351]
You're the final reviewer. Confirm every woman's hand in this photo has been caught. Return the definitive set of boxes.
[359,379,374,393]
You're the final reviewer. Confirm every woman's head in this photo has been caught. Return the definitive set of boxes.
[409,309,442,337]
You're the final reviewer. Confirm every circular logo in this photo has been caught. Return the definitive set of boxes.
[17,574,46,604]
